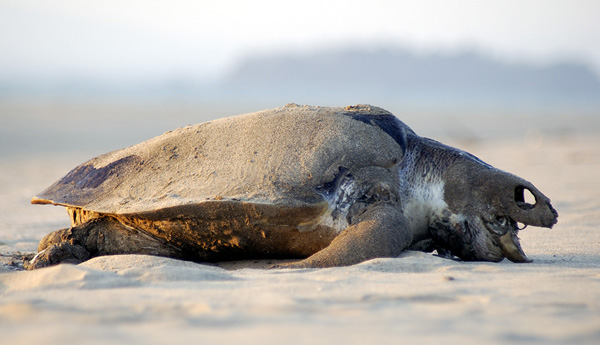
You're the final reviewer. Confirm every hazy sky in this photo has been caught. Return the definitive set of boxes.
[1,0,599,82]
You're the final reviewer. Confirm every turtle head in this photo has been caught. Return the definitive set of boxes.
[430,160,558,263]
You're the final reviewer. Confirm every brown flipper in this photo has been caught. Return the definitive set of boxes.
[276,203,412,268]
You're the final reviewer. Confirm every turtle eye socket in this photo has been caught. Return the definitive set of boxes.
[496,216,507,227]
[515,186,536,210]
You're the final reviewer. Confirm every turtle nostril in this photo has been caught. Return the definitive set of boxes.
[515,186,536,210]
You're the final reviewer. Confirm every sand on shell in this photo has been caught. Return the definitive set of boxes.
[1,103,599,345]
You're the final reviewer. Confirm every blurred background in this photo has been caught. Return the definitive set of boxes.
[1,1,599,251]
[1,0,600,156]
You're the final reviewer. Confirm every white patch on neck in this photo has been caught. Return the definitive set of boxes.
[403,180,449,239]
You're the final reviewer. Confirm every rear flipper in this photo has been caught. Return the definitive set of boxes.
[25,216,183,270]
[277,203,412,268]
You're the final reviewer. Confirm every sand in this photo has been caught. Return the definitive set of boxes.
[1,102,599,344]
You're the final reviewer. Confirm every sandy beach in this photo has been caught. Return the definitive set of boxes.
[1,101,599,344]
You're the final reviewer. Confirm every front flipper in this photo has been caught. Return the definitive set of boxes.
[279,203,411,268]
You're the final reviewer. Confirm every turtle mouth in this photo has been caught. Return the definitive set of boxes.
[429,214,531,263]
[484,216,531,263]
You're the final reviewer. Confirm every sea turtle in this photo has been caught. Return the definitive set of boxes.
[27,104,558,269]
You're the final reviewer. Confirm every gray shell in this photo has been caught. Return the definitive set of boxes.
[33,104,411,217]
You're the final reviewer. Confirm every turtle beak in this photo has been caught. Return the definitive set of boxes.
[492,180,558,263]
[484,215,531,263]
[499,228,531,263]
